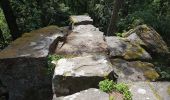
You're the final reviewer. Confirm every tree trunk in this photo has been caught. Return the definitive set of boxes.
[0,0,20,40]
[107,0,124,36]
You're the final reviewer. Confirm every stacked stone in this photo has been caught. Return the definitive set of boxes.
[52,15,170,100]
[52,15,115,99]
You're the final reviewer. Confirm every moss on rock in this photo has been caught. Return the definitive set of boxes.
[167,85,170,95]
[144,70,160,81]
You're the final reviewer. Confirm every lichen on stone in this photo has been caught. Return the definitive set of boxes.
[144,70,159,81]
[167,85,170,95]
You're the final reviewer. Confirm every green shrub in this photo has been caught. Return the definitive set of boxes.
[114,83,132,100]
[99,79,132,100]
[99,79,115,93]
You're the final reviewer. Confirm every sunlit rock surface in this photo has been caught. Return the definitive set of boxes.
[122,25,169,54]
[70,15,93,25]
[128,82,170,100]
[52,55,115,96]
[55,25,107,55]
[53,88,109,100]
[0,26,63,58]
[106,36,151,60]
[110,59,159,82]
[0,26,63,100]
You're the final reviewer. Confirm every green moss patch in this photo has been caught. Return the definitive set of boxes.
[167,85,170,95]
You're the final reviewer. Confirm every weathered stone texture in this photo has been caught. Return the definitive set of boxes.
[128,82,170,100]
[123,25,169,53]
[53,88,109,100]
[0,26,63,58]
[110,59,159,82]
[55,25,107,55]
[52,55,114,96]
[106,36,151,60]
[0,26,63,100]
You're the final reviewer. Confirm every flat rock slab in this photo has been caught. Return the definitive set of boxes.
[0,26,63,58]
[70,15,93,25]
[106,36,151,60]
[55,25,107,55]
[110,59,159,82]
[52,55,114,96]
[128,82,170,100]
[122,25,169,53]
[53,88,109,100]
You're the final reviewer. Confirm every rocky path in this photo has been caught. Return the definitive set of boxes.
[0,15,169,100]
[52,15,170,100]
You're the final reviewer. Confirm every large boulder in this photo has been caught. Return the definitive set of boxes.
[110,59,159,82]
[53,88,109,100]
[106,36,151,60]
[55,25,107,55]
[0,26,63,100]
[52,55,115,96]
[128,82,170,100]
[122,25,169,54]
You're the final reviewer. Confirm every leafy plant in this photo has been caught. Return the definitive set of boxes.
[99,79,115,93]
[99,79,132,100]
[114,83,132,100]
[47,55,64,75]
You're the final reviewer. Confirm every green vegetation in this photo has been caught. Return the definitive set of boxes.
[47,54,75,75]
[0,8,11,49]
[99,79,115,93]
[152,55,170,81]
[47,54,65,75]
[99,79,132,100]
[0,0,170,49]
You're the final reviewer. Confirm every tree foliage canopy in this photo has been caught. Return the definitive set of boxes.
[0,0,170,48]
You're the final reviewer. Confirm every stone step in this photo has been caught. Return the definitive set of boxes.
[128,82,170,100]
[110,59,159,82]
[52,55,115,97]
[55,25,107,55]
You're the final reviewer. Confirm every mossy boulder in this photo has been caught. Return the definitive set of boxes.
[106,36,151,60]
[0,26,63,58]
[122,25,169,54]
[110,59,159,82]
